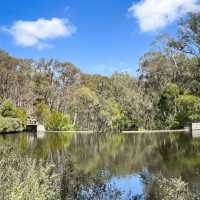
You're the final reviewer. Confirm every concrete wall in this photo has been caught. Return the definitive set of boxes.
[192,123,200,138]
[37,124,46,132]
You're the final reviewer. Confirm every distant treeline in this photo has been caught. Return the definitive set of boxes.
[1,13,200,132]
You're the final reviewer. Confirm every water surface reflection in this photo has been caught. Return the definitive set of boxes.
[1,132,200,198]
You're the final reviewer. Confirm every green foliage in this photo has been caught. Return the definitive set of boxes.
[161,83,180,98]
[0,142,123,200]
[34,103,74,131]
[46,112,74,131]
[0,144,61,200]
[100,98,124,131]
[2,12,200,131]
[74,86,99,106]
[70,86,100,131]
[0,117,23,133]
[0,100,27,133]
[175,95,200,127]
[0,100,16,117]
[34,102,51,125]
[157,83,180,128]
[15,107,27,128]
[110,72,152,130]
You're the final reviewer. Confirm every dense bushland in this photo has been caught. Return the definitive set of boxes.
[1,13,200,131]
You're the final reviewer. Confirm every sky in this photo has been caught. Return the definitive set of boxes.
[1,0,200,76]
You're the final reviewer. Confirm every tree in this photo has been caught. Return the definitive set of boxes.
[175,95,200,128]
[15,107,27,128]
[168,13,200,58]
[34,102,51,125]
[69,86,100,131]
[157,83,180,128]
[99,98,124,131]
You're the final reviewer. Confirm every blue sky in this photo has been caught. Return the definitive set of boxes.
[1,0,200,76]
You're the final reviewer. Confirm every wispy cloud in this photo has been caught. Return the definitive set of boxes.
[2,17,76,49]
[128,0,200,32]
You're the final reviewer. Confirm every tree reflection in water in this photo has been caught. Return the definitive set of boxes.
[1,132,200,198]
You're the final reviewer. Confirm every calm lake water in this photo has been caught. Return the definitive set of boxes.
[1,132,200,199]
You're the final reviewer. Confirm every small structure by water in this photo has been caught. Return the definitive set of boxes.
[27,117,46,133]
[190,122,200,138]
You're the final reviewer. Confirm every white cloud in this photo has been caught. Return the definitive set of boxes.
[3,18,76,49]
[128,0,200,32]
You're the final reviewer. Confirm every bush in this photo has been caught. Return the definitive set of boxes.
[0,145,61,200]
[146,176,199,200]
[34,103,74,131]
[0,100,27,132]
[46,112,74,131]
[0,143,121,200]
[0,117,23,133]
[0,100,16,117]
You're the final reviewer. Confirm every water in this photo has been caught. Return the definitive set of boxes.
[1,132,200,198]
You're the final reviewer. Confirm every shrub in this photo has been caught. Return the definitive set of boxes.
[146,176,195,200]
[0,143,120,200]
[0,100,27,132]
[0,117,23,133]
[0,100,16,117]
[155,177,192,200]
[46,112,74,131]
[0,145,61,200]
[34,103,74,131]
